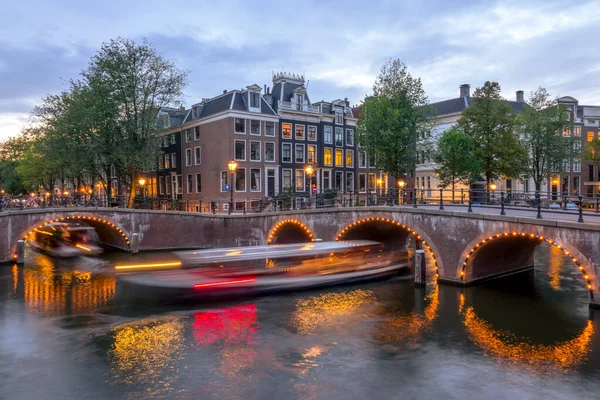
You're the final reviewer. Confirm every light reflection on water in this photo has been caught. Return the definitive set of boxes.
[1,246,600,399]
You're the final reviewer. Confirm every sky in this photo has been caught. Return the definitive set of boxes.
[1,0,599,141]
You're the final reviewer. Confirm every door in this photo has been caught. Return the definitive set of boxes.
[267,169,275,197]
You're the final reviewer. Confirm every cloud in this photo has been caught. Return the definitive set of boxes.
[0,0,599,140]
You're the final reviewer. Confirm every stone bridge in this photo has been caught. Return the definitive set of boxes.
[1,206,599,305]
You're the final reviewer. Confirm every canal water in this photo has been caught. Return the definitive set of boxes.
[1,245,599,400]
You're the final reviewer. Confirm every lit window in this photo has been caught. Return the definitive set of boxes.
[324,148,333,166]
[250,141,261,161]
[563,127,570,137]
[282,123,292,139]
[282,143,292,163]
[265,142,275,162]
[295,125,305,140]
[235,140,246,160]
[346,150,354,167]
[250,120,260,135]
[308,126,317,141]
[335,128,343,146]
[235,118,245,134]
[308,145,316,164]
[324,126,332,144]
[588,132,594,142]
[295,170,305,191]
[335,149,343,166]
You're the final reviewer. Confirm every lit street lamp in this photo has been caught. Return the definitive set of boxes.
[138,178,147,207]
[397,179,405,205]
[305,165,314,208]
[377,178,382,196]
[228,160,237,215]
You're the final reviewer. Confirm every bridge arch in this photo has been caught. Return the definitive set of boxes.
[459,231,595,300]
[267,219,315,245]
[334,217,443,279]
[21,214,131,251]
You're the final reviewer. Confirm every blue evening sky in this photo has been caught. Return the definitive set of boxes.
[1,0,599,140]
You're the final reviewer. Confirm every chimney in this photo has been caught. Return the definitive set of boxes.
[264,84,267,93]
[223,89,227,94]
[344,97,349,107]
[459,84,470,98]
[516,90,524,103]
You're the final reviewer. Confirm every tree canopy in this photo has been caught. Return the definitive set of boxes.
[434,126,480,195]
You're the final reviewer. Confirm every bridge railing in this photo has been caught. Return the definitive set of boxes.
[2,189,597,223]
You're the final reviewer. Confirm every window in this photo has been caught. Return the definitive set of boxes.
[295,125,305,140]
[324,148,333,166]
[295,169,305,191]
[346,150,354,167]
[166,176,172,194]
[265,142,275,162]
[250,141,261,161]
[187,174,192,194]
[170,134,176,144]
[250,92,260,108]
[250,120,260,135]
[308,126,317,141]
[296,94,303,110]
[368,173,376,190]
[235,118,245,134]
[235,140,246,161]
[196,174,202,193]
[359,173,367,192]
[335,171,343,190]
[194,146,201,165]
[562,127,570,137]
[346,172,354,192]
[323,170,331,189]
[574,126,581,136]
[573,140,581,153]
[324,126,333,144]
[283,169,292,189]
[185,149,192,166]
[562,158,570,172]
[573,176,580,193]
[335,149,343,166]
[335,108,343,124]
[282,123,292,139]
[159,154,165,169]
[265,122,275,137]
[573,158,581,173]
[159,176,164,194]
[588,132,594,142]
[185,129,192,142]
[177,175,183,194]
[295,144,305,163]
[250,169,261,192]
[335,128,343,146]
[164,153,170,169]
[235,168,246,191]
[308,145,316,164]
[282,143,292,163]
[359,151,367,168]
[368,153,376,168]
[346,129,354,146]
[220,171,228,192]
[171,153,176,169]
[194,126,200,140]
[163,136,169,148]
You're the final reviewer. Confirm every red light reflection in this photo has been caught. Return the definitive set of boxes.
[192,305,258,347]
[193,278,256,289]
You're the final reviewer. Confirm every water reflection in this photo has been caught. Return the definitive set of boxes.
[192,304,258,347]
[14,255,115,316]
[109,316,185,397]
[548,245,565,291]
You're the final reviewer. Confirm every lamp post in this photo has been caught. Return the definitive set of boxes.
[227,160,237,215]
[377,178,382,197]
[305,165,314,208]
[490,183,497,204]
[138,177,146,208]
[397,179,405,205]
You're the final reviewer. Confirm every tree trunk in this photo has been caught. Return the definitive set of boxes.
[128,177,136,208]
[452,181,455,203]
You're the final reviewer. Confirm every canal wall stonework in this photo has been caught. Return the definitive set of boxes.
[2,207,600,302]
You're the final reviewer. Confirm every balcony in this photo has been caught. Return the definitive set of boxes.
[279,101,320,113]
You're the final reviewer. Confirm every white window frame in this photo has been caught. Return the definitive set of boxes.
[250,140,261,162]
[324,147,333,166]
[346,171,355,192]
[295,124,306,140]
[265,141,276,163]
[307,125,317,141]
[335,108,344,124]
[250,168,261,192]
[295,143,305,164]
[573,158,581,173]
[234,118,246,134]
[220,170,228,192]
[265,121,275,137]
[324,125,333,144]
[335,127,344,146]
[159,176,164,195]
[250,92,260,109]
[282,123,292,139]
[234,139,246,161]
[282,143,292,163]
[358,173,367,193]
[235,168,246,192]
[194,146,201,165]
[186,174,193,194]
[346,128,354,146]
[359,151,367,168]
[295,169,306,192]
[185,148,192,166]
[308,144,317,164]
[250,120,261,136]
[282,168,293,189]
[346,149,354,167]
[322,170,331,190]
[185,129,191,143]
[170,134,176,144]
[196,173,202,193]
[335,148,344,167]
[194,126,200,141]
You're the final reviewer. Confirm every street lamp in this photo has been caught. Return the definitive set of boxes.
[490,183,497,191]
[397,180,405,205]
[227,160,237,215]
[138,177,146,198]
[377,178,382,196]
[305,165,314,208]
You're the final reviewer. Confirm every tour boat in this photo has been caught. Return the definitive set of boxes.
[115,240,409,302]
[29,222,103,258]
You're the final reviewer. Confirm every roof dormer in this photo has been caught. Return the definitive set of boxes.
[247,84,262,113]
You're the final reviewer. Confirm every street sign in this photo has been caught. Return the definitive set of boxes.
[224,184,231,191]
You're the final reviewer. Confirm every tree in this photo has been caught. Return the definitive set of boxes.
[82,38,187,206]
[457,81,527,189]
[517,87,573,192]
[357,59,431,181]
[434,127,480,200]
